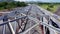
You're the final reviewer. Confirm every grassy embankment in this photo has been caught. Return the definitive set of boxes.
[38,3,60,13]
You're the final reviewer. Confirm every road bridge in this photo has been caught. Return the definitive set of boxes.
[0,5,60,34]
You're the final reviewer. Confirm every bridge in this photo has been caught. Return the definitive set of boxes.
[0,5,60,34]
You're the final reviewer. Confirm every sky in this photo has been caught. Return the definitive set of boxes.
[15,0,60,2]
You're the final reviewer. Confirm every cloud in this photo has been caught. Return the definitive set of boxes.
[15,0,60,2]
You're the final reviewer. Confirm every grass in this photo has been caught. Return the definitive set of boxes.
[38,4,60,13]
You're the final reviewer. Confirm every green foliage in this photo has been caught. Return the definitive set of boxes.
[0,2,8,7]
[38,3,60,13]
[0,1,27,10]
[49,4,54,8]
[46,4,54,11]
[16,2,27,7]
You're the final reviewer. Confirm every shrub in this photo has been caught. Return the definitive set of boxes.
[0,1,27,10]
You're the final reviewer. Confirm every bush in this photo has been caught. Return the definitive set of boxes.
[0,1,27,10]
[0,2,8,7]
[49,4,54,8]
[16,2,27,7]
[46,4,54,11]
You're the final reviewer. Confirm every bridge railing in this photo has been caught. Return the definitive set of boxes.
[0,13,60,34]
[0,15,28,34]
[19,15,60,34]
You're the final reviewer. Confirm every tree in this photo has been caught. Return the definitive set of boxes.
[0,1,27,10]
[0,2,8,7]
[16,2,27,7]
